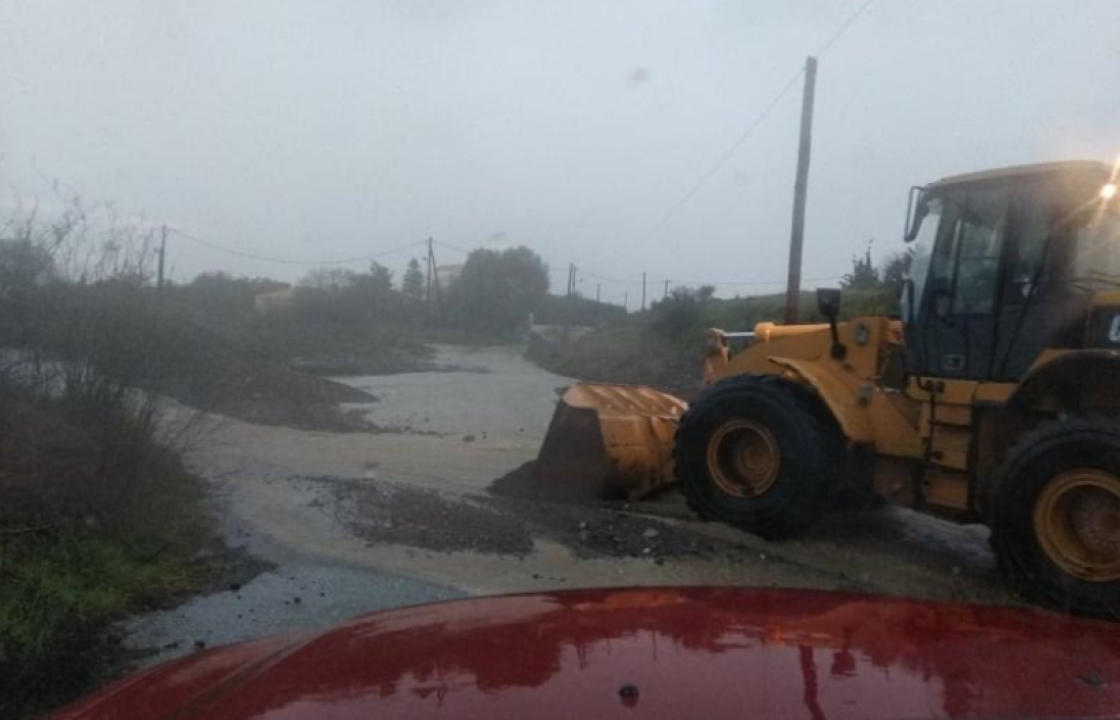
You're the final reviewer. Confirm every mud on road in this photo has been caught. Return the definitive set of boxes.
[126,344,1020,667]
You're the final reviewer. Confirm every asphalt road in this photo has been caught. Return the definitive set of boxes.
[123,558,461,667]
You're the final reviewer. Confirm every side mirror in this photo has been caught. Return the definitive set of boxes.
[816,287,841,321]
[815,288,846,360]
[904,186,925,242]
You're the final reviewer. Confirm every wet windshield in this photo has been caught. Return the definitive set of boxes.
[1070,210,1120,291]
[902,194,941,322]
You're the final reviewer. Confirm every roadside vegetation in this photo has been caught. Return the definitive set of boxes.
[162,243,616,370]
[0,191,608,716]
[0,204,216,717]
[0,178,902,717]
[527,246,911,397]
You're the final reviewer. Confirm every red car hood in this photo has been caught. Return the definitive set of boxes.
[54,587,1120,719]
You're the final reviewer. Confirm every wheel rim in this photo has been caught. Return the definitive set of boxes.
[1033,469,1120,582]
[706,419,780,498]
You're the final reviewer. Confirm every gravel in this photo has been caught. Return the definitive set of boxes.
[122,560,461,669]
[324,477,535,556]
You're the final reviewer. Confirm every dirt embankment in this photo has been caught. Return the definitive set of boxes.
[156,325,393,431]
[168,360,376,431]
[526,325,701,400]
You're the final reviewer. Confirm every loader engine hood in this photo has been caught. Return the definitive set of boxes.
[54,587,1120,720]
[702,321,839,385]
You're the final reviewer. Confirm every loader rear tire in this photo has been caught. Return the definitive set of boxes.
[675,376,841,539]
[990,416,1120,618]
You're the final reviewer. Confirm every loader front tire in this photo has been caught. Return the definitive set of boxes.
[991,416,1120,618]
[675,376,840,539]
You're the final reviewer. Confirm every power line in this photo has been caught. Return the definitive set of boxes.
[168,227,426,266]
[656,69,803,227]
[656,0,876,227]
[814,0,875,56]
[556,265,844,289]
[431,238,473,256]
[430,240,832,290]
[578,267,643,284]
[667,274,843,288]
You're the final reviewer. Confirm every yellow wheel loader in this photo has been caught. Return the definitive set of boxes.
[539,160,1120,615]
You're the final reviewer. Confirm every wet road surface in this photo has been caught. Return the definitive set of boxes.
[123,344,1017,666]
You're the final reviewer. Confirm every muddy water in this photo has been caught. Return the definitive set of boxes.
[123,344,1016,668]
[339,344,567,440]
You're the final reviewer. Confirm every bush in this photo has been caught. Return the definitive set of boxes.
[0,198,212,718]
[649,285,715,341]
[0,368,209,718]
[0,532,200,716]
[531,293,625,327]
[162,266,427,376]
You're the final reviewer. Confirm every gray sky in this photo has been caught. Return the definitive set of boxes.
[3,0,1118,304]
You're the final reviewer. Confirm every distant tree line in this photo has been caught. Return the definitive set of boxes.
[152,243,624,370]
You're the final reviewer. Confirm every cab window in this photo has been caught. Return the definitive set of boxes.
[926,186,1008,316]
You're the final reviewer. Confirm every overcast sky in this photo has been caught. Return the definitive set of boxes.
[2,1,1118,304]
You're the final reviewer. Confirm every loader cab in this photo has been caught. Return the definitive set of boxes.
[900,161,1120,381]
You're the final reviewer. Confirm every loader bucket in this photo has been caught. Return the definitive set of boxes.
[535,383,689,500]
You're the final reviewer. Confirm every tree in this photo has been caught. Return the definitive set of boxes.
[0,239,57,345]
[402,257,424,301]
[299,268,358,289]
[367,261,393,295]
[840,240,880,290]
[881,247,915,294]
[650,284,715,338]
[446,246,549,335]
[0,239,55,300]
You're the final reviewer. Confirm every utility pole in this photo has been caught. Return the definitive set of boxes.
[784,56,817,325]
[663,279,669,299]
[596,283,601,303]
[641,272,647,311]
[425,237,433,319]
[624,291,629,312]
[430,242,441,307]
[157,224,167,293]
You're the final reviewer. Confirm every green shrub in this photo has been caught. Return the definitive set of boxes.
[0,532,200,717]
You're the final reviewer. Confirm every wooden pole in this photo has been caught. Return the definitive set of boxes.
[430,243,441,307]
[157,225,167,292]
[425,237,433,312]
[784,56,817,325]
[641,272,647,311]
